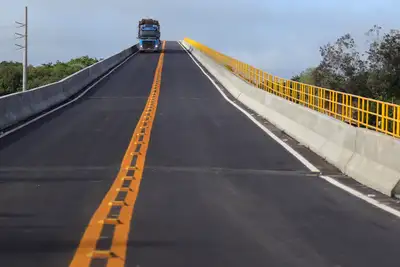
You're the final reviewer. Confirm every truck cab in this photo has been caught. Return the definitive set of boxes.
[139,38,161,52]
[138,19,161,53]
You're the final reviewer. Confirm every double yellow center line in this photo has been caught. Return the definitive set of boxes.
[69,41,166,267]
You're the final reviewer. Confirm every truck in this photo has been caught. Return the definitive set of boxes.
[137,18,161,53]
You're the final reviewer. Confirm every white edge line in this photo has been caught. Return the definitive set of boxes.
[0,50,139,139]
[319,175,400,217]
[178,41,400,219]
[177,41,320,173]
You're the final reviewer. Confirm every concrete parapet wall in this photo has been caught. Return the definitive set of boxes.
[181,40,400,197]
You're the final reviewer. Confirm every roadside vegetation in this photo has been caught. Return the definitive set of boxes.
[292,25,400,103]
[0,56,99,96]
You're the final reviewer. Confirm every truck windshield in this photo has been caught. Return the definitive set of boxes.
[139,30,159,38]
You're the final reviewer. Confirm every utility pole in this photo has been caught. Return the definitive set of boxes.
[15,6,28,92]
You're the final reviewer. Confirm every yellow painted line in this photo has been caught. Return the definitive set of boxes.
[87,250,114,259]
[120,176,134,181]
[116,187,133,192]
[108,201,128,207]
[69,41,166,267]
[99,218,121,225]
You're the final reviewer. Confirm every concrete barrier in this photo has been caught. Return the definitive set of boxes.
[0,44,138,132]
[346,129,400,197]
[181,40,400,197]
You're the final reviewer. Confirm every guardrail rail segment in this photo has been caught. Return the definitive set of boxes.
[184,38,400,138]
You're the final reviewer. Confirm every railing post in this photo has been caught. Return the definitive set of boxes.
[185,37,400,138]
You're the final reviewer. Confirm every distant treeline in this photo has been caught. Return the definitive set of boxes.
[0,56,99,96]
[292,25,400,103]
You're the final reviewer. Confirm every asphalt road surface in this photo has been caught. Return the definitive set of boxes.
[0,41,399,267]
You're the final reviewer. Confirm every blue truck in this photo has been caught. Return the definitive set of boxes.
[138,18,161,52]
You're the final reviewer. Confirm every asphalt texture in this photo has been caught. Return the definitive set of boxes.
[0,52,160,267]
[127,42,400,267]
[0,41,399,267]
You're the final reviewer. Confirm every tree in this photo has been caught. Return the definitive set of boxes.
[292,25,400,102]
[291,67,317,85]
[366,27,400,100]
[315,33,367,94]
[0,62,22,95]
[0,56,99,96]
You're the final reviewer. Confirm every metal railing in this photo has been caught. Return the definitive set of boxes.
[184,38,400,138]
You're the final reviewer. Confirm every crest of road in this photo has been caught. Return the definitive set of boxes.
[0,41,399,267]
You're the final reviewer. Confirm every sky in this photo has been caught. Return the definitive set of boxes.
[0,0,399,78]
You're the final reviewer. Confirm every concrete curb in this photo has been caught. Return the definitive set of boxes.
[182,40,400,197]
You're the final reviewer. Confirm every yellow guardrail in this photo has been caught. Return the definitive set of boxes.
[184,38,400,139]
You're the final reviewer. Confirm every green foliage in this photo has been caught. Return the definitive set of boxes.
[0,61,23,95]
[292,25,400,102]
[294,67,317,85]
[0,56,99,96]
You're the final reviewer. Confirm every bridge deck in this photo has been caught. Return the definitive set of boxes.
[0,41,399,267]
